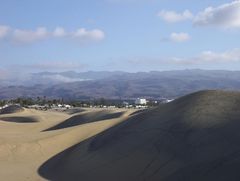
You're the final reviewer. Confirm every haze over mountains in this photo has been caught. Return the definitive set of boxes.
[2,69,240,100]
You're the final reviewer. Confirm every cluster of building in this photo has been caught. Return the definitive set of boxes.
[0,97,175,111]
[123,98,174,109]
[28,104,73,110]
[0,104,10,110]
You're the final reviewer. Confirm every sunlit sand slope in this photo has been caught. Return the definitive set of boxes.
[0,108,137,181]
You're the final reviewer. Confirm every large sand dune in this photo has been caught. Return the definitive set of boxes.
[0,107,137,181]
[2,90,240,181]
[38,90,240,181]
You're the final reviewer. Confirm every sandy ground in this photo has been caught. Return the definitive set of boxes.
[3,91,240,181]
[0,107,137,181]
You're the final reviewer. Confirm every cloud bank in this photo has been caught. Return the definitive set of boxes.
[73,28,105,42]
[170,32,190,42]
[124,48,240,67]
[194,49,240,63]
[194,0,240,28]
[0,25,105,44]
[159,1,240,29]
[158,10,193,23]
[0,25,10,39]
[13,27,48,43]
[24,61,85,71]
[170,48,240,64]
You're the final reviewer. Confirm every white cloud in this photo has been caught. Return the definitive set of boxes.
[170,32,190,42]
[158,10,193,23]
[53,27,66,37]
[123,48,240,67]
[194,0,240,28]
[196,49,240,63]
[194,1,240,28]
[13,27,48,43]
[39,74,88,83]
[0,25,10,38]
[169,48,240,65]
[158,1,240,29]
[26,61,85,70]
[73,28,105,42]
[0,25,105,44]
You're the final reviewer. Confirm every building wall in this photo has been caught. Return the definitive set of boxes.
[135,98,147,105]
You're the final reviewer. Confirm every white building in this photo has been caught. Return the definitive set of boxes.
[135,98,147,105]
[64,104,72,109]
[166,99,174,103]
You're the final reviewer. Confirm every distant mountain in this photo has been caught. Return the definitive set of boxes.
[0,71,127,86]
[1,70,240,99]
[29,71,126,85]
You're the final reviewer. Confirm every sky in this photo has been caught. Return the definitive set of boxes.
[0,0,240,73]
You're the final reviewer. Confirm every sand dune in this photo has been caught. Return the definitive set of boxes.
[0,107,137,181]
[43,110,126,131]
[0,105,24,114]
[38,90,240,181]
[3,90,240,181]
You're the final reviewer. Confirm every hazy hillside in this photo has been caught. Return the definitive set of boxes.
[2,70,240,99]
[39,90,240,181]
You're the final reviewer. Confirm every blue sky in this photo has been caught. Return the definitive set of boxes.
[0,0,240,73]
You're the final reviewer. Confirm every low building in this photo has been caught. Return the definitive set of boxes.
[166,99,174,103]
[135,98,147,105]
[159,98,175,104]
[64,104,72,109]
[135,105,148,109]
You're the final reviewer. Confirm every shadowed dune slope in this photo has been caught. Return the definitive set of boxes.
[0,116,38,123]
[43,110,125,131]
[63,108,86,115]
[0,105,24,114]
[39,90,240,181]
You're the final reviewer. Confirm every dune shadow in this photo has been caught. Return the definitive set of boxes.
[129,109,147,116]
[0,116,38,123]
[62,108,86,115]
[37,115,135,181]
[38,140,84,181]
[38,110,150,181]
[43,111,125,131]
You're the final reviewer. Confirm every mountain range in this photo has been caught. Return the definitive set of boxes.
[1,69,240,99]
